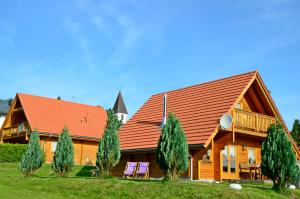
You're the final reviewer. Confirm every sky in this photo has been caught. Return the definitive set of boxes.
[0,0,300,129]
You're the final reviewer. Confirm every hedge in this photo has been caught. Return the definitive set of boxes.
[0,143,28,162]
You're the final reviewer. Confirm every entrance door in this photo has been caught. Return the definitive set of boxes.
[220,145,238,180]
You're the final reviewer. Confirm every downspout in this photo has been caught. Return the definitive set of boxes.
[160,94,167,128]
[189,154,193,180]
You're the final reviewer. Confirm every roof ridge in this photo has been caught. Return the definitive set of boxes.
[17,93,105,110]
[154,70,257,96]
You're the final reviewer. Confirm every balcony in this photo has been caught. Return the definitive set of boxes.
[233,109,276,136]
[2,123,27,138]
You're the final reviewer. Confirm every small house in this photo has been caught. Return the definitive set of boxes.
[113,71,300,180]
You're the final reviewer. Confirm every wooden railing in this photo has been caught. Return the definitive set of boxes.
[2,124,27,137]
[233,109,276,133]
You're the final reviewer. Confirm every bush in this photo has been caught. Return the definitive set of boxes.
[21,131,44,176]
[261,122,299,193]
[157,113,189,180]
[291,119,300,146]
[0,143,27,162]
[96,109,121,177]
[52,127,74,176]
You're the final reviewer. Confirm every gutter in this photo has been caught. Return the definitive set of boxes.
[37,132,100,142]
[121,144,205,153]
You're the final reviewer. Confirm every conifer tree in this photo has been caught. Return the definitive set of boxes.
[96,109,121,177]
[291,119,300,146]
[52,127,74,176]
[261,122,299,193]
[157,113,189,180]
[21,131,44,176]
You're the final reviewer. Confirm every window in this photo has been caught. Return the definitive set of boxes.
[230,146,236,173]
[203,149,211,161]
[222,146,228,172]
[235,103,242,110]
[51,141,57,153]
[248,148,256,164]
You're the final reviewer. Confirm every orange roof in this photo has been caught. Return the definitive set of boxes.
[18,93,107,139]
[119,71,257,150]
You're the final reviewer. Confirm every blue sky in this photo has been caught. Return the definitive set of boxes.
[0,0,300,129]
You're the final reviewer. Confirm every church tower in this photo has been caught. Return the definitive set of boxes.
[113,91,128,124]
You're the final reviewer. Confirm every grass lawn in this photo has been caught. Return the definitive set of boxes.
[0,162,299,199]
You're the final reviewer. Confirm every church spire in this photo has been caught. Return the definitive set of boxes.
[113,91,128,124]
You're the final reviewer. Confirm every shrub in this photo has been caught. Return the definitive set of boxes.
[96,109,121,177]
[20,131,44,176]
[157,113,189,180]
[261,122,299,193]
[52,127,74,176]
[0,143,27,162]
[291,119,300,146]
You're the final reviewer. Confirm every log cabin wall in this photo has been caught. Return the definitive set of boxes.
[112,148,208,180]
[41,137,98,165]
[192,148,215,180]
[112,152,165,178]
[213,131,263,181]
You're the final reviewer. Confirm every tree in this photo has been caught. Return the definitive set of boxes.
[261,122,299,193]
[20,131,44,176]
[52,127,74,176]
[291,119,300,146]
[156,113,189,180]
[96,109,121,177]
[8,98,13,106]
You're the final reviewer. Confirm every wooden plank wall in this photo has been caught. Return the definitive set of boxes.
[198,161,214,179]
[192,148,207,180]
[41,137,98,165]
[213,131,263,180]
[112,150,205,180]
[111,152,164,178]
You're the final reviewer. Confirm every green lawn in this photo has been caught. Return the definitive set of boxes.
[0,162,299,199]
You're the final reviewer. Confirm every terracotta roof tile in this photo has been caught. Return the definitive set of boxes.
[119,71,257,150]
[18,93,107,139]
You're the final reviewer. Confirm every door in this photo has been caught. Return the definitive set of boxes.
[220,145,238,180]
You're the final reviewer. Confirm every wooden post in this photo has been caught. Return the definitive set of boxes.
[198,161,201,180]
[80,141,83,165]
[255,113,259,132]
[220,151,222,182]
[232,110,235,143]
[212,139,214,169]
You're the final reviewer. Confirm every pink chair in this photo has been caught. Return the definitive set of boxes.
[123,162,137,178]
[135,162,149,179]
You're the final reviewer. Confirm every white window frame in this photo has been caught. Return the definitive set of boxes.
[51,141,57,153]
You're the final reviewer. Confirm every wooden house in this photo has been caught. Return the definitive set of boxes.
[113,71,300,181]
[0,93,108,165]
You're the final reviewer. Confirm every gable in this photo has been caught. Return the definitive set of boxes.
[207,74,300,158]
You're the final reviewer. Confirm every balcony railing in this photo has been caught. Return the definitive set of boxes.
[233,109,276,134]
[2,123,27,137]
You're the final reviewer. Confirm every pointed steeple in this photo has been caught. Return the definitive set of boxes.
[113,91,128,114]
[113,91,128,124]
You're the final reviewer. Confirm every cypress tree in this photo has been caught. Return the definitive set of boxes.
[96,109,121,177]
[157,113,189,180]
[52,127,74,176]
[20,131,44,176]
[291,119,300,146]
[261,122,299,193]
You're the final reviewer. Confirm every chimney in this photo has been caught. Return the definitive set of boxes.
[161,93,167,128]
